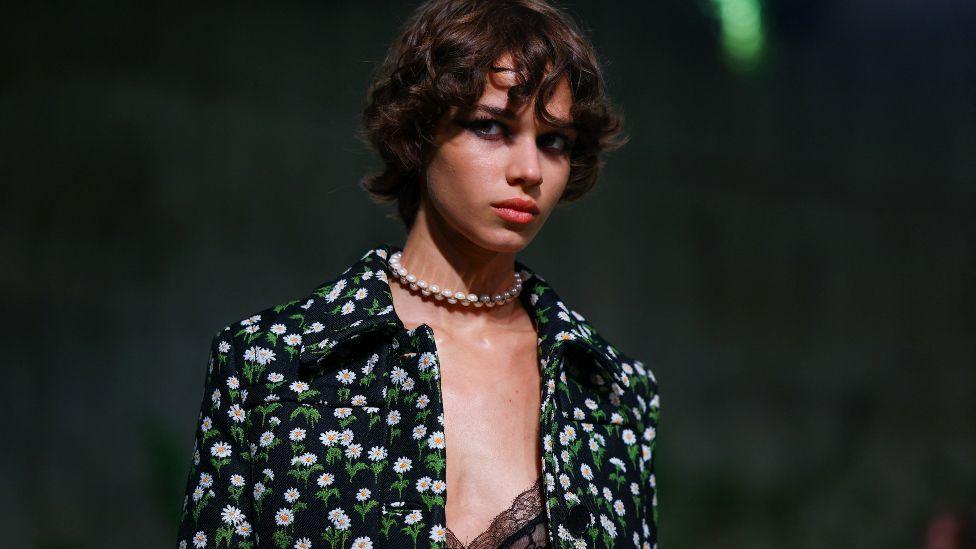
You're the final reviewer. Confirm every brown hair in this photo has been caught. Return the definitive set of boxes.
[358,0,628,231]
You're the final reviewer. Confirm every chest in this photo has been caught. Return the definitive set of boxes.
[243,323,652,548]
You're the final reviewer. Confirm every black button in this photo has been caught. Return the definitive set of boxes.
[566,504,590,534]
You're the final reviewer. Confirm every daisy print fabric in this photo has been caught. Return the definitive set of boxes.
[176,243,659,548]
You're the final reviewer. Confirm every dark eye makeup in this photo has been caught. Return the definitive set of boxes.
[459,116,576,154]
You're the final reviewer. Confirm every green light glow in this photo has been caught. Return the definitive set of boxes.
[713,0,765,71]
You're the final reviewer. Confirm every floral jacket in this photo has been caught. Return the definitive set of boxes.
[176,242,660,549]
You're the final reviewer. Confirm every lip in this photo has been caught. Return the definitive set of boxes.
[491,197,539,225]
[491,197,540,214]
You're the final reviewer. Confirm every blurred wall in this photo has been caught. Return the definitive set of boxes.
[2,1,974,547]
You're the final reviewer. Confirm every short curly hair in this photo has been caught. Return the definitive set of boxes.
[358,0,628,231]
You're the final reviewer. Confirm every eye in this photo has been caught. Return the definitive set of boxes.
[464,117,507,139]
[540,132,575,155]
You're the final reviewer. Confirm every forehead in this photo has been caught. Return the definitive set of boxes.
[481,56,573,122]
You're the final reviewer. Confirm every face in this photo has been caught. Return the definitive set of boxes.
[420,54,578,254]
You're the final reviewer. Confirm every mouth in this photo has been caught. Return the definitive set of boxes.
[490,198,540,225]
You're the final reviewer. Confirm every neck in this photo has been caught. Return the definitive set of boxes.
[390,201,522,328]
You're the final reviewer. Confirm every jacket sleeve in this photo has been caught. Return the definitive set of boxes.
[176,328,255,548]
[642,364,660,547]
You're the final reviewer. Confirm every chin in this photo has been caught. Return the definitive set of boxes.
[472,226,537,254]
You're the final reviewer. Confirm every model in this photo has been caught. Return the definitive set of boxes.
[175,1,659,547]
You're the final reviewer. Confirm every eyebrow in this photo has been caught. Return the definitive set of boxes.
[473,103,575,129]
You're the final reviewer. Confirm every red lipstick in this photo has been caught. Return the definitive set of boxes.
[491,197,540,224]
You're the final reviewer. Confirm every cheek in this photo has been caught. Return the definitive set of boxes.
[427,141,500,201]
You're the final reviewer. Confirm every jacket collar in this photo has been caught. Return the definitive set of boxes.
[297,242,626,384]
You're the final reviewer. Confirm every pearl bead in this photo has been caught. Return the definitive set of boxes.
[386,251,523,310]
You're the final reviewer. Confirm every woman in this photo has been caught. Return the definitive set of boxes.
[176,1,659,548]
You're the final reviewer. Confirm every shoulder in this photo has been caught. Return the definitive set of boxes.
[203,243,395,387]
[567,305,661,416]
[206,287,320,385]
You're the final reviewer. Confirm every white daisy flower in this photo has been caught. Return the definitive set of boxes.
[227,404,245,423]
[274,508,294,526]
[235,521,252,537]
[220,505,244,525]
[284,487,300,503]
[319,430,340,446]
[429,524,447,542]
[404,510,422,525]
[427,431,446,449]
[622,429,637,445]
[329,509,351,530]
[367,445,387,461]
[336,369,356,384]
[210,441,232,458]
[199,472,213,488]
[317,473,335,487]
[390,367,408,384]
[415,476,432,492]
[393,457,412,473]
[580,463,593,480]
[356,487,371,501]
[418,352,437,371]
[351,537,373,549]
[600,514,617,537]
[345,443,363,459]
[284,334,302,346]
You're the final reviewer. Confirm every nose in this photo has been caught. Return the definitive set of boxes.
[506,134,543,187]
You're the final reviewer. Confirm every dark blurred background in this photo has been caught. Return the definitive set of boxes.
[2,1,974,547]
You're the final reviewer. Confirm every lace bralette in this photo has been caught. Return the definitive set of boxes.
[445,475,550,549]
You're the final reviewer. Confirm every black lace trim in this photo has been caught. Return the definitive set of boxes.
[445,475,550,548]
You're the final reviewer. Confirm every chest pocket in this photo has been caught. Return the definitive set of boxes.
[246,339,394,546]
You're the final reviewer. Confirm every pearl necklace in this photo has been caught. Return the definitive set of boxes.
[387,250,523,307]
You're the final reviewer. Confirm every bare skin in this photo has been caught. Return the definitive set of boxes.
[387,53,578,544]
